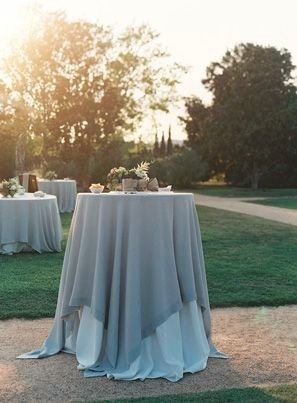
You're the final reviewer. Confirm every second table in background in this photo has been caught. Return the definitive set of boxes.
[37,179,77,213]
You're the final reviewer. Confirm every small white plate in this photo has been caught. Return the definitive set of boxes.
[158,185,172,192]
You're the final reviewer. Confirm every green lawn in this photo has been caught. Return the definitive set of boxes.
[0,207,297,319]
[195,185,297,198]
[201,206,297,307]
[248,197,297,210]
[0,213,72,319]
[97,384,297,403]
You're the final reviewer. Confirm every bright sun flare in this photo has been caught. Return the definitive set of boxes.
[0,8,15,37]
[0,2,29,44]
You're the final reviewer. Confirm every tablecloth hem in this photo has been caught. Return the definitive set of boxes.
[0,242,61,254]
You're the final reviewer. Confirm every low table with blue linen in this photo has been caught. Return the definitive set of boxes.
[37,179,77,213]
[0,193,62,254]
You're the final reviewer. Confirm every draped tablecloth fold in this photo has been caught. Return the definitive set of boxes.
[18,193,226,380]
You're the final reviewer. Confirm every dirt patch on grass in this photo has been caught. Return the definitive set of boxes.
[0,305,296,402]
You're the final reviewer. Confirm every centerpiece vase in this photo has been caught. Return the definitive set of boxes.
[122,178,138,192]
[137,178,148,191]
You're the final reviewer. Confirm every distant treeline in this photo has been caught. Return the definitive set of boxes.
[183,43,297,189]
[1,7,297,189]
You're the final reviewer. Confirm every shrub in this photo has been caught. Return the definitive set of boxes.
[150,149,209,188]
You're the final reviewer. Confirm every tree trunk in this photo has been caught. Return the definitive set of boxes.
[41,130,50,173]
[82,174,91,191]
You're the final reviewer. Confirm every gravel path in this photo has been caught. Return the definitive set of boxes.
[194,194,297,226]
[1,305,296,402]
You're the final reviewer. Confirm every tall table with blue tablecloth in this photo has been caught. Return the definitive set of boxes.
[18,192,226,381]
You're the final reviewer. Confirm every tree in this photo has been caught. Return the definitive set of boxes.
[0,131,15,180]
[1,6,186,187]
[0,81,30,177]
[153,133,159,156]
[183,98,209,151]
[182,97,217,177]
[160,131,166,156]
[0,82,14,178]
[167,125,173,155]
[184,43,297,189]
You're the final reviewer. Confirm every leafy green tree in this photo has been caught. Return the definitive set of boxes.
[183,97,209,152]
[1,6,186,187]
[0,82,14,178]
[181,97,214,178]
[0,81,31,177]
[184,43,297,189]
[0,134,15,180]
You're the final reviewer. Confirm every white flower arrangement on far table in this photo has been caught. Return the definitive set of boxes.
[44,171,57,181]
[0,178,22,197]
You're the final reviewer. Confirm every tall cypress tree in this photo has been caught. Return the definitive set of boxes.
[167,125,173,155]
[153,133,159,156]
[160,131,166,155]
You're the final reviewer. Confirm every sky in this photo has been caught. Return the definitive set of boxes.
[0,0,297,140]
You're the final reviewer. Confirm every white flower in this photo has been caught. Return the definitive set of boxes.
[135,169,147,179]
[134,161,150,179]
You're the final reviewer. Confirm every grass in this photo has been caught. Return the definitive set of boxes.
[248,197,297,210]
[0,213,72,319]
[195,185,297,198]
[200,206,297,307]
[1,207,297,319]
[92,384,297,403]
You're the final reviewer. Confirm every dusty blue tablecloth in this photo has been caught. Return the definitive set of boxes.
[18,192,226,379]
[38,179,77,212]
[0,193,62,254]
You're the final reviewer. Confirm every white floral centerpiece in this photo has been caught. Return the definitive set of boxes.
[122,162,150,191]
[106,166,128,191]
[44,171,57,181]
[0,178,22,197]
[106,162,154,192]
[128,162,150,180]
